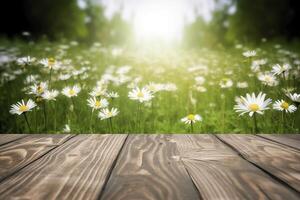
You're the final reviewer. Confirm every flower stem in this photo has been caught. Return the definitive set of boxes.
[43,101,47,132]
[253,113,258,134]
[23,113,31,133]
[54,101,57,132]
[71,97,77,123]
[137,103,141,133]
[281,111,285,134]
[89,111,94,133]
[34,108,38,132]
[109,117,113,133]
[49,68,52,88]
[190,122,194,133]
[222,93,226,133]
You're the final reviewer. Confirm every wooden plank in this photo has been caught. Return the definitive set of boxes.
[0,134,27,146]
[259,134,300,150]
[0,134,127,200]
[0,134,72,182]
[174,134,299,200]
[218,134,300,193]
[100,135,200,200]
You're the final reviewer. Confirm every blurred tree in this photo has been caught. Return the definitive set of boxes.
[84,0,110,43]
[183,6,230,47]
[226,0,300,42]
[0,0,87,39]
[107,13,133,45]
[25,0,87,39]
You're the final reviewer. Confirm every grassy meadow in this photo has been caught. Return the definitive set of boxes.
[0,39,299,133]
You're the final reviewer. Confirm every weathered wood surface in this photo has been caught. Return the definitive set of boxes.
[0,134,72,182]
[0,134,299,200]
[174,134,299,200]
[218,134,300,193]
[0,134,127,200]
[259,134,300,150]
[0,134,27,146]
[100,135,200,200]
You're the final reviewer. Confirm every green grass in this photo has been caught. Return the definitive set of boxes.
[0,39,299,133]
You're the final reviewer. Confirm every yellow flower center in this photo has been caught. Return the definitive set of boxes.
[108,112,113,117]
[249,103,259,112]
[265,76,271,82]
[19,105,28,112]
[48,58,55,66]
[95,100,101,108]
[69,89,75,96]
[37,86,43,94]
[187,114,195,121]
[137,92,144,98]
[280,101,289,110]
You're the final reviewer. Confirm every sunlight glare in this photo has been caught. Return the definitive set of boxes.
[133,0,185,42]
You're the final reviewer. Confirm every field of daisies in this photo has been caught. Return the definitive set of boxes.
[0,39,299,134]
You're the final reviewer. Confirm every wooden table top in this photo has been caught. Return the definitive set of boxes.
[0,134,299,200]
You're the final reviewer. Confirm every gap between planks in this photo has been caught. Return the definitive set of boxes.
[0,134,75,183]
[0,134,299,200]
[216,134,300,195]
[0,134,128,200]
[0,134,28,146]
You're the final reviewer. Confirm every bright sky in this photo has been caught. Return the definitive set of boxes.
[100,0,220,22]
[87,0,231,42]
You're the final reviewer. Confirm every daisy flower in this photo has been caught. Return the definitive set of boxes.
[42,90,59,101]
[58,74,71,81]
[128,87,153,103]
[286,93,300,104]
[258,73,278,86]
[87,97,109,111]
[234,92,272,117]
[29,82,48,96]
[219,78,233,88]
[271,64,291,76]
[105,91,119,99]
[89,85,107,97]
[243,50,256,58]
[146,82,164,93]
[252,59,267,66]
[237,82,248,88]
[116,65,131,75]
[234,92,272,133]
[62,85,81,98]
[273,100,297,113]
[181,114,202,124]
[24,75,39,84]
[40,58,60,70]
[195,85,207,92]
[251,64,260,73]
[17,56,36,66]
[10,99,36,132]
[62,124,71,133]
[98,107,119,120]
[163,83,177,91]
[181,114,202,133]
[10,99,37,115]
[195,76,205,85]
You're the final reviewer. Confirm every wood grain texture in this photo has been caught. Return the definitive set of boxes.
[0,134,27,146]
[0,134,127,200]
[0,134,72,182]
[174,134,300,200]
[259,134,300,150]
[100,134,200,200]
[218,134,300,193]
